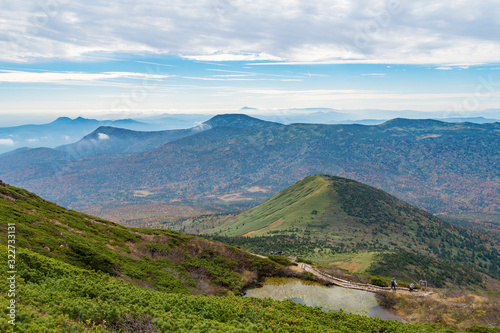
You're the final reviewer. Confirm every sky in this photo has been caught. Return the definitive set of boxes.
[1,0,500,123]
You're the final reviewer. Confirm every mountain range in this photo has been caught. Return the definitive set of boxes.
[0,117,148,155]
[0,115,213,155]
[2,109,498,155]
[0,114,498,225]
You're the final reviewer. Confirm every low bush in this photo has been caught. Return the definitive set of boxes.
[297,257,313,264]
[268,254,293,266]
[370,276,386,287]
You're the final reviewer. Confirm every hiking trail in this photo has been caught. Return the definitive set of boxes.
[297,263,433,297]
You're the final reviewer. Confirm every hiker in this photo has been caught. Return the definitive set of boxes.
[409,283,414,292]
[391,278,397,291]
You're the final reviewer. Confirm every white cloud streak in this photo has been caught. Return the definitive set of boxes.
[0,70,172,84]
[1,0,499,64]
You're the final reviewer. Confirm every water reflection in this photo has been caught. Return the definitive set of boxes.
[244,277,401,321]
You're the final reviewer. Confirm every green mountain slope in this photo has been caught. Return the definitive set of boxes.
[199,175,500,288]
[1,182,481,332]
[0,180,286,296]
[207,175,334,237]
[2,181,496,332]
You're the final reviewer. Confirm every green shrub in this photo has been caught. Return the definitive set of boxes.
[466,326,500,333]
[109,227,141,242]
[147,242,171,255]
[168,237,181,247]
[268,255,292,266]
[297,257,313,264]
[370,276,386,287]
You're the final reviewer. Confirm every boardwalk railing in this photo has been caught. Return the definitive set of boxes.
[299,263,416,292]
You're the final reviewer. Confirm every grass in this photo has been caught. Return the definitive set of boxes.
[384,289,500,330]
[208,175,334,236]
[198,175,500,289]
[2,245,477,332]
[323,251,379,273]
[0,184,285,296]
[1,182,499,332]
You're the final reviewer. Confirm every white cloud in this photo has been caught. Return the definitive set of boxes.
[0,139,15,146]
[0,70,172,84]
[26,138,38,142]
[184,52,282,62]
[97,133,109,140]
[436,64,473,70]
[1,0,499,65]
[183,76,262,81]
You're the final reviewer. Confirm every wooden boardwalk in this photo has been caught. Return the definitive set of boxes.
[297,263,432,297]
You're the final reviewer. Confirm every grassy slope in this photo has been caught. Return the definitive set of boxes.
[1,183,486,332]
[1,245,475,333]
[0,183,284,296]
[201,175,500,288]
[209,175,334,237]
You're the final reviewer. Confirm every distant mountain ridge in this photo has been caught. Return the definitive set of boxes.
[56,125,205,157]
[2,112,497,155]
[244,107,500,125]
[0,116,165,154]
[203,114,281,128]
[3,113,277,161]
[379,118,447,128]
[0,114,498,224]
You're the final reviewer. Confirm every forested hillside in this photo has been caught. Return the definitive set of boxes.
[0,116,498,225]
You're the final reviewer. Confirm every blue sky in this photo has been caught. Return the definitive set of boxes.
[1,0,499,122]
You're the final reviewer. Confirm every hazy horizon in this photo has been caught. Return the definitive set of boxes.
[1,107,500,128]
[1,1,499,124]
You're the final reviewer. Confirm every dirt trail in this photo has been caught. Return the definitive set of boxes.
[297,263,432,297]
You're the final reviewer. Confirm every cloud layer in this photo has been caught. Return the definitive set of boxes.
[3,0,500,64]
[0,70,171,83]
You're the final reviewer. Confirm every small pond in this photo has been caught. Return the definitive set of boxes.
[244,277,402,321]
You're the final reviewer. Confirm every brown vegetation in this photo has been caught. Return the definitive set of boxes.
[242,218,284,237]
[388,290,500,329]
